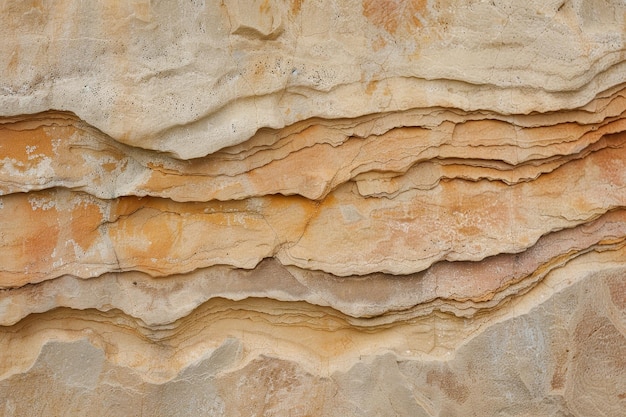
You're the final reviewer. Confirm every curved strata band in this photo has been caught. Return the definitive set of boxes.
[0,1,625,416]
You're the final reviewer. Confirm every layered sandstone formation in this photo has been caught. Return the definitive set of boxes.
[1,1,625,416]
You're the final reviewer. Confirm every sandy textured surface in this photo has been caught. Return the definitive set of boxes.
[1,1,625,415]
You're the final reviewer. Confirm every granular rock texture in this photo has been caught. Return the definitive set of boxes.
[1,1,625,416]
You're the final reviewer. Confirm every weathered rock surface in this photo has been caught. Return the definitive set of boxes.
[1,0,625,416]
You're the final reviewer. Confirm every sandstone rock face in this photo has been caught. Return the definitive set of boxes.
[1,1,625,416]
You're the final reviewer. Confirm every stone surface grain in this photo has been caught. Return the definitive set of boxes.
[0,1,625,416]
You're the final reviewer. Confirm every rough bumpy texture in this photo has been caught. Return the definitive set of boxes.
[1,1,625,416]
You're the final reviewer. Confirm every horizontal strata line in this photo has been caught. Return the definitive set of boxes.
[0,257,622,383]
[1,210,624,326]
[1,242,624,328]
[0,183,625,283]
[1,105,625,202]
[0,81,624,156]
[1,126,625,203]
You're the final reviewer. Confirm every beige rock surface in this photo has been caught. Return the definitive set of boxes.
[0,259,624,416]
[1,0,625,157]
[0,0,625,416]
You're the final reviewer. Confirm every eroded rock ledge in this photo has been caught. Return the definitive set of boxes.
[1,1,625,416]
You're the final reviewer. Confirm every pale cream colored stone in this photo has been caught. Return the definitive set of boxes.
[1,209,625,328]
[2,89,626,201]
[1,135,625,284]
[0,259,624,416]
[1,1,625,157]
[0,0,625,415]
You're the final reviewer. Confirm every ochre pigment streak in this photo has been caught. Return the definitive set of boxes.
[1,209,626,327]
[2,86,626,201]
[3,131,625,284]
[1,1,625,415]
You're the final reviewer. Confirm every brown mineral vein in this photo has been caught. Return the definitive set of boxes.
[0,249,623,385]
[2,88,625,201]
[1,131,625,284]
[1,209,625,328]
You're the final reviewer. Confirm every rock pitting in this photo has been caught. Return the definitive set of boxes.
[1,1,625,416]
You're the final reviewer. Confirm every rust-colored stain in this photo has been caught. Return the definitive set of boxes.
[458,225,481,237]
[597,134,626,186]
[550,349,569,390]
[0,192,60,285]
[69,198,103,252]
[371,34,387,51]
[362,0,427,35]
[365,80,377,95]
[0,125,55,166]
[607,275,626,310]
[6,47,19,74]
[260,0,271,14]
[291,0,302,15]
[426,368,470,403]
[100,162,119,173]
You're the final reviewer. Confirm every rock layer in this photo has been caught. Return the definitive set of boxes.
[1,0,625,416]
